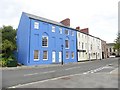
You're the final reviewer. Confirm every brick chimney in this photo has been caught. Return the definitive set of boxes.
[76,26,80,31]
[80,28,89,34]
[60,18,70,26]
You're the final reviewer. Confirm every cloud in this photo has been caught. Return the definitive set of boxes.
[0,0,119,43]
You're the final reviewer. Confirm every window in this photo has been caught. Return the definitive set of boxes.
[34,50,39,61]
[43,51,48,60]
[65,30,69,35]
[91,44,92,50]
[78,33,80,37]
[34,22,39,29]
[83,52,84,57]
[59,28,62,34]
[66,52,69,59]
[82,42,84,49]
[42,36,48,47]
[52,26,55,32]
[79,42,80,48]
[65,39,69,49]
[79,52,81,57]
[72,52,74,59]
[71,31,74,36]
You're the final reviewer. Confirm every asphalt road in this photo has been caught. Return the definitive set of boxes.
[2,58,119,89]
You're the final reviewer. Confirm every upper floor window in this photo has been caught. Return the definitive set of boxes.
[34,22,39,29]
[52,26,55,32]
[79,42,80,48]
[42,36,48,47]
[71,31,74,36]
[82,42,84,49]
[59,28,62,34]
[65,30,69,35]
[65,39,69,49]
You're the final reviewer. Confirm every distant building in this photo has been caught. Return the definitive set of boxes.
[107,43,117,57]
[17,12,77,65]
[101,40,107,59]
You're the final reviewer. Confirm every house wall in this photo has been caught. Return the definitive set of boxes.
[17,13,30,65]
[77,32,88,61]
[77,31,102,61]
[17,14,77,65]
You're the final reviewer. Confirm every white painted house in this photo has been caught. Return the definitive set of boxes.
[77,29,102,61]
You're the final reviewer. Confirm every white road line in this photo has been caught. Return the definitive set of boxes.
[109,68,118,74]
[24,73,38,76]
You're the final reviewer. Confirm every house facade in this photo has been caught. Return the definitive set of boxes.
[17,12,77,65]
[76,27,102,61]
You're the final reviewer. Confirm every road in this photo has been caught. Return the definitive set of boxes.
[2,58,119,89]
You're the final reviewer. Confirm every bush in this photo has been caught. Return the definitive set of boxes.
[0,58,7,67]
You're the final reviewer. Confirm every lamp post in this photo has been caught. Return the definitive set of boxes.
[61,45,64,65]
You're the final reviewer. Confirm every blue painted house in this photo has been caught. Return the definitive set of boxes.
[17,12,77,66]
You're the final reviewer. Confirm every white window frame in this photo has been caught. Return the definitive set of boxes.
[34,22,39,29]
[65,39,69,49]
[71,52,74,59]
[65,30,69,35]
[71,31,74,36]
[42,36,48,47]
[66,52,69,59]
[59,28,62,34]
[43,51,48,60]
[52,26,55,32]
[34,50,39,61]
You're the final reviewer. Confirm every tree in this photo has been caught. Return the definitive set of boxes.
[0,25,17,58]
[114,33,120,56]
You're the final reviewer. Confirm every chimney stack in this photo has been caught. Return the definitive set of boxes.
[60,18,70,26]
[76,26,80,30]
[80,28,89,34]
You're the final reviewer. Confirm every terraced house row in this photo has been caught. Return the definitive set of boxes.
[17,12,107,66]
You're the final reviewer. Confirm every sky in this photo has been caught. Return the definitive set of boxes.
[0,0,119,43]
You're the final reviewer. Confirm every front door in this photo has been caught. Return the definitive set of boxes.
[52,51,56,63]
[59,51,62,62]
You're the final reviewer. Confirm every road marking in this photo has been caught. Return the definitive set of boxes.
[109,68,118,74]
[24,73,38,76]
[24,70,55,76]
[65,66,80,70]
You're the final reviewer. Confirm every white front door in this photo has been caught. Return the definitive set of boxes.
[52,51,56,63]
[59,52,62,62]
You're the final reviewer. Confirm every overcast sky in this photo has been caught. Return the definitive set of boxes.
[0,0,119,43]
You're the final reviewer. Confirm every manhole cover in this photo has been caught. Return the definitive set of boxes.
[60,77,71,80]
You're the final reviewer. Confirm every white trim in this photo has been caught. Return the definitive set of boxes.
[34,22,39,29]
[52,26,55,32]
[42,36,48,47]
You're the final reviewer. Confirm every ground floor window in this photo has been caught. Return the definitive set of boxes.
[66,52,69,59]
[43,51,48,60]
[34,50,39,61]
[71,52,74,59]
